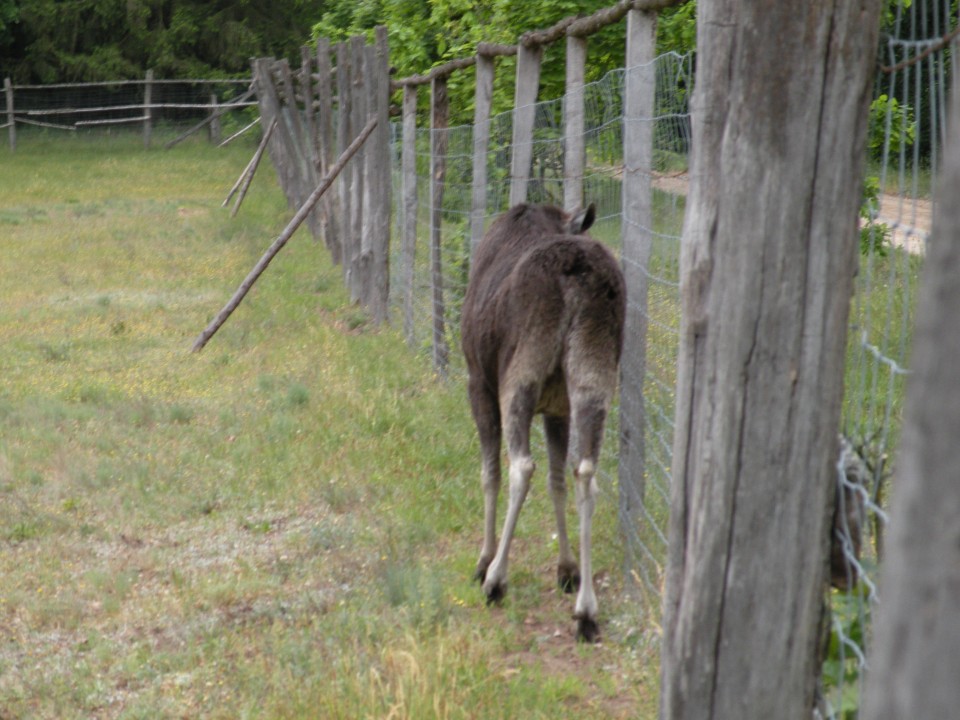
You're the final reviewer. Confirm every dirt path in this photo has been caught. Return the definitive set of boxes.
[650,172,931,255]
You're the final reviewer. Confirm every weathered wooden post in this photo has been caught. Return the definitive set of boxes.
[509,42,543,206]
[359,33,390,318]
[347,35,367,302]
[300,45,317,163]
[208,92,221,145]
[252,58,298,209]
[277,59,315,208]
[470,53,495,255]
[401,83,418,343]
[430,74,450,375]
[563,34,587,211]
[617,7,657,591]
[862,65,960,720]
[316,38,341,263]
[659,1,882,718]
[369,25,391,324]
[142,70,153,149]
[335,42,353,279]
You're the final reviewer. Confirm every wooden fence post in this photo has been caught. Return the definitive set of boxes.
[359,41,378,310]
[563,35,587,211]
[208,92,221,145]
[659,1,881,717]
[347,35,367,302]
[509,43,543,206]
[618,8,657,591]
[316,38,341,264]
[369,25,391,324]
[252,59,297,209]
[335,42,353,281]
[430,75,450,375]
[401,83,419,343]
[3,77,13,152]
[470,54,495,255]
[142,70,152,149]
[862,63,960,719]
[276,59,316,210]
[300,45,317,163]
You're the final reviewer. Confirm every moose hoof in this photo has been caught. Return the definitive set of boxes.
[557,564,581,594]
[474,557,493,585]
[484,580,507,606]
[575,615,600,643]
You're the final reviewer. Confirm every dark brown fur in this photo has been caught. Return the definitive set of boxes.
[461,202,625,642]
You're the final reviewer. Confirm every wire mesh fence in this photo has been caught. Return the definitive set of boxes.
[3,5,942,711]
[386,10,938,711]
[821,4,949,718]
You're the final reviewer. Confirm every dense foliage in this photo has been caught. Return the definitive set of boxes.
[0,0,316,82]
[0,0,695,91]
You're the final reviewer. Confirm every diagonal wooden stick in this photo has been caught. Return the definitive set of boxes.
[222,117,276,211]
[191,115,378,353]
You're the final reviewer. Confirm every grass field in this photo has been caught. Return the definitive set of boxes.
[0,134,659,719]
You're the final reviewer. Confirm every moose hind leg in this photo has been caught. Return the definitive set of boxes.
[481,383,537,604]
[572,395,609,642]
[469,379,501,584]
[544,414,579,593]
[574,458,600,642]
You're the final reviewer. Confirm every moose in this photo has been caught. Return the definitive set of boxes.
[460,202,625,642]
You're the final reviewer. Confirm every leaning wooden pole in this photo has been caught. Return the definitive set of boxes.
[191,116,378,353]
[223,117,278,213]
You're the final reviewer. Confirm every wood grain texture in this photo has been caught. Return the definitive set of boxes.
[660,2,882,717]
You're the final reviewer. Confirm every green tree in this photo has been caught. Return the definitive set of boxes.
[312,0,631,124]
[0,0,316,82]
[0,0,18,51]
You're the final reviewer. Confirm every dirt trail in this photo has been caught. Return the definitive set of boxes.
[650,172,931,255]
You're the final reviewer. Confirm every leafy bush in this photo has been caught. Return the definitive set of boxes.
[859,175,891,257]
[867,94,916,161]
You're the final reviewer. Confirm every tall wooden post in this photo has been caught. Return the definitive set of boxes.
[470,54,495,255]
[335,42,353,280]
[300,45,317,164]
[276,59,314,208]
[509,43,543,206]
[369,25,391,324]
[618,8,656,591]
[4,77,14,152]
[401,83,419,343]
[347,35,367,302]
[659,1,882,718]
[142,70,153,149]
[430,75,450,375]
[563,34,587,211]
[862,65,960,720]
[208,92,221,145]
[316,38,340,263]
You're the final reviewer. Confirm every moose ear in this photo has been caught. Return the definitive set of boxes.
[568,203,596,234]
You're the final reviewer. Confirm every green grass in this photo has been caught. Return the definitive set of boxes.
[0,133,659,719]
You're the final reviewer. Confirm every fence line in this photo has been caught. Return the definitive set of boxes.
[249,3,938,711]
[2,73,256,150]
[6,0,936,715]
[248,8,689,649]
